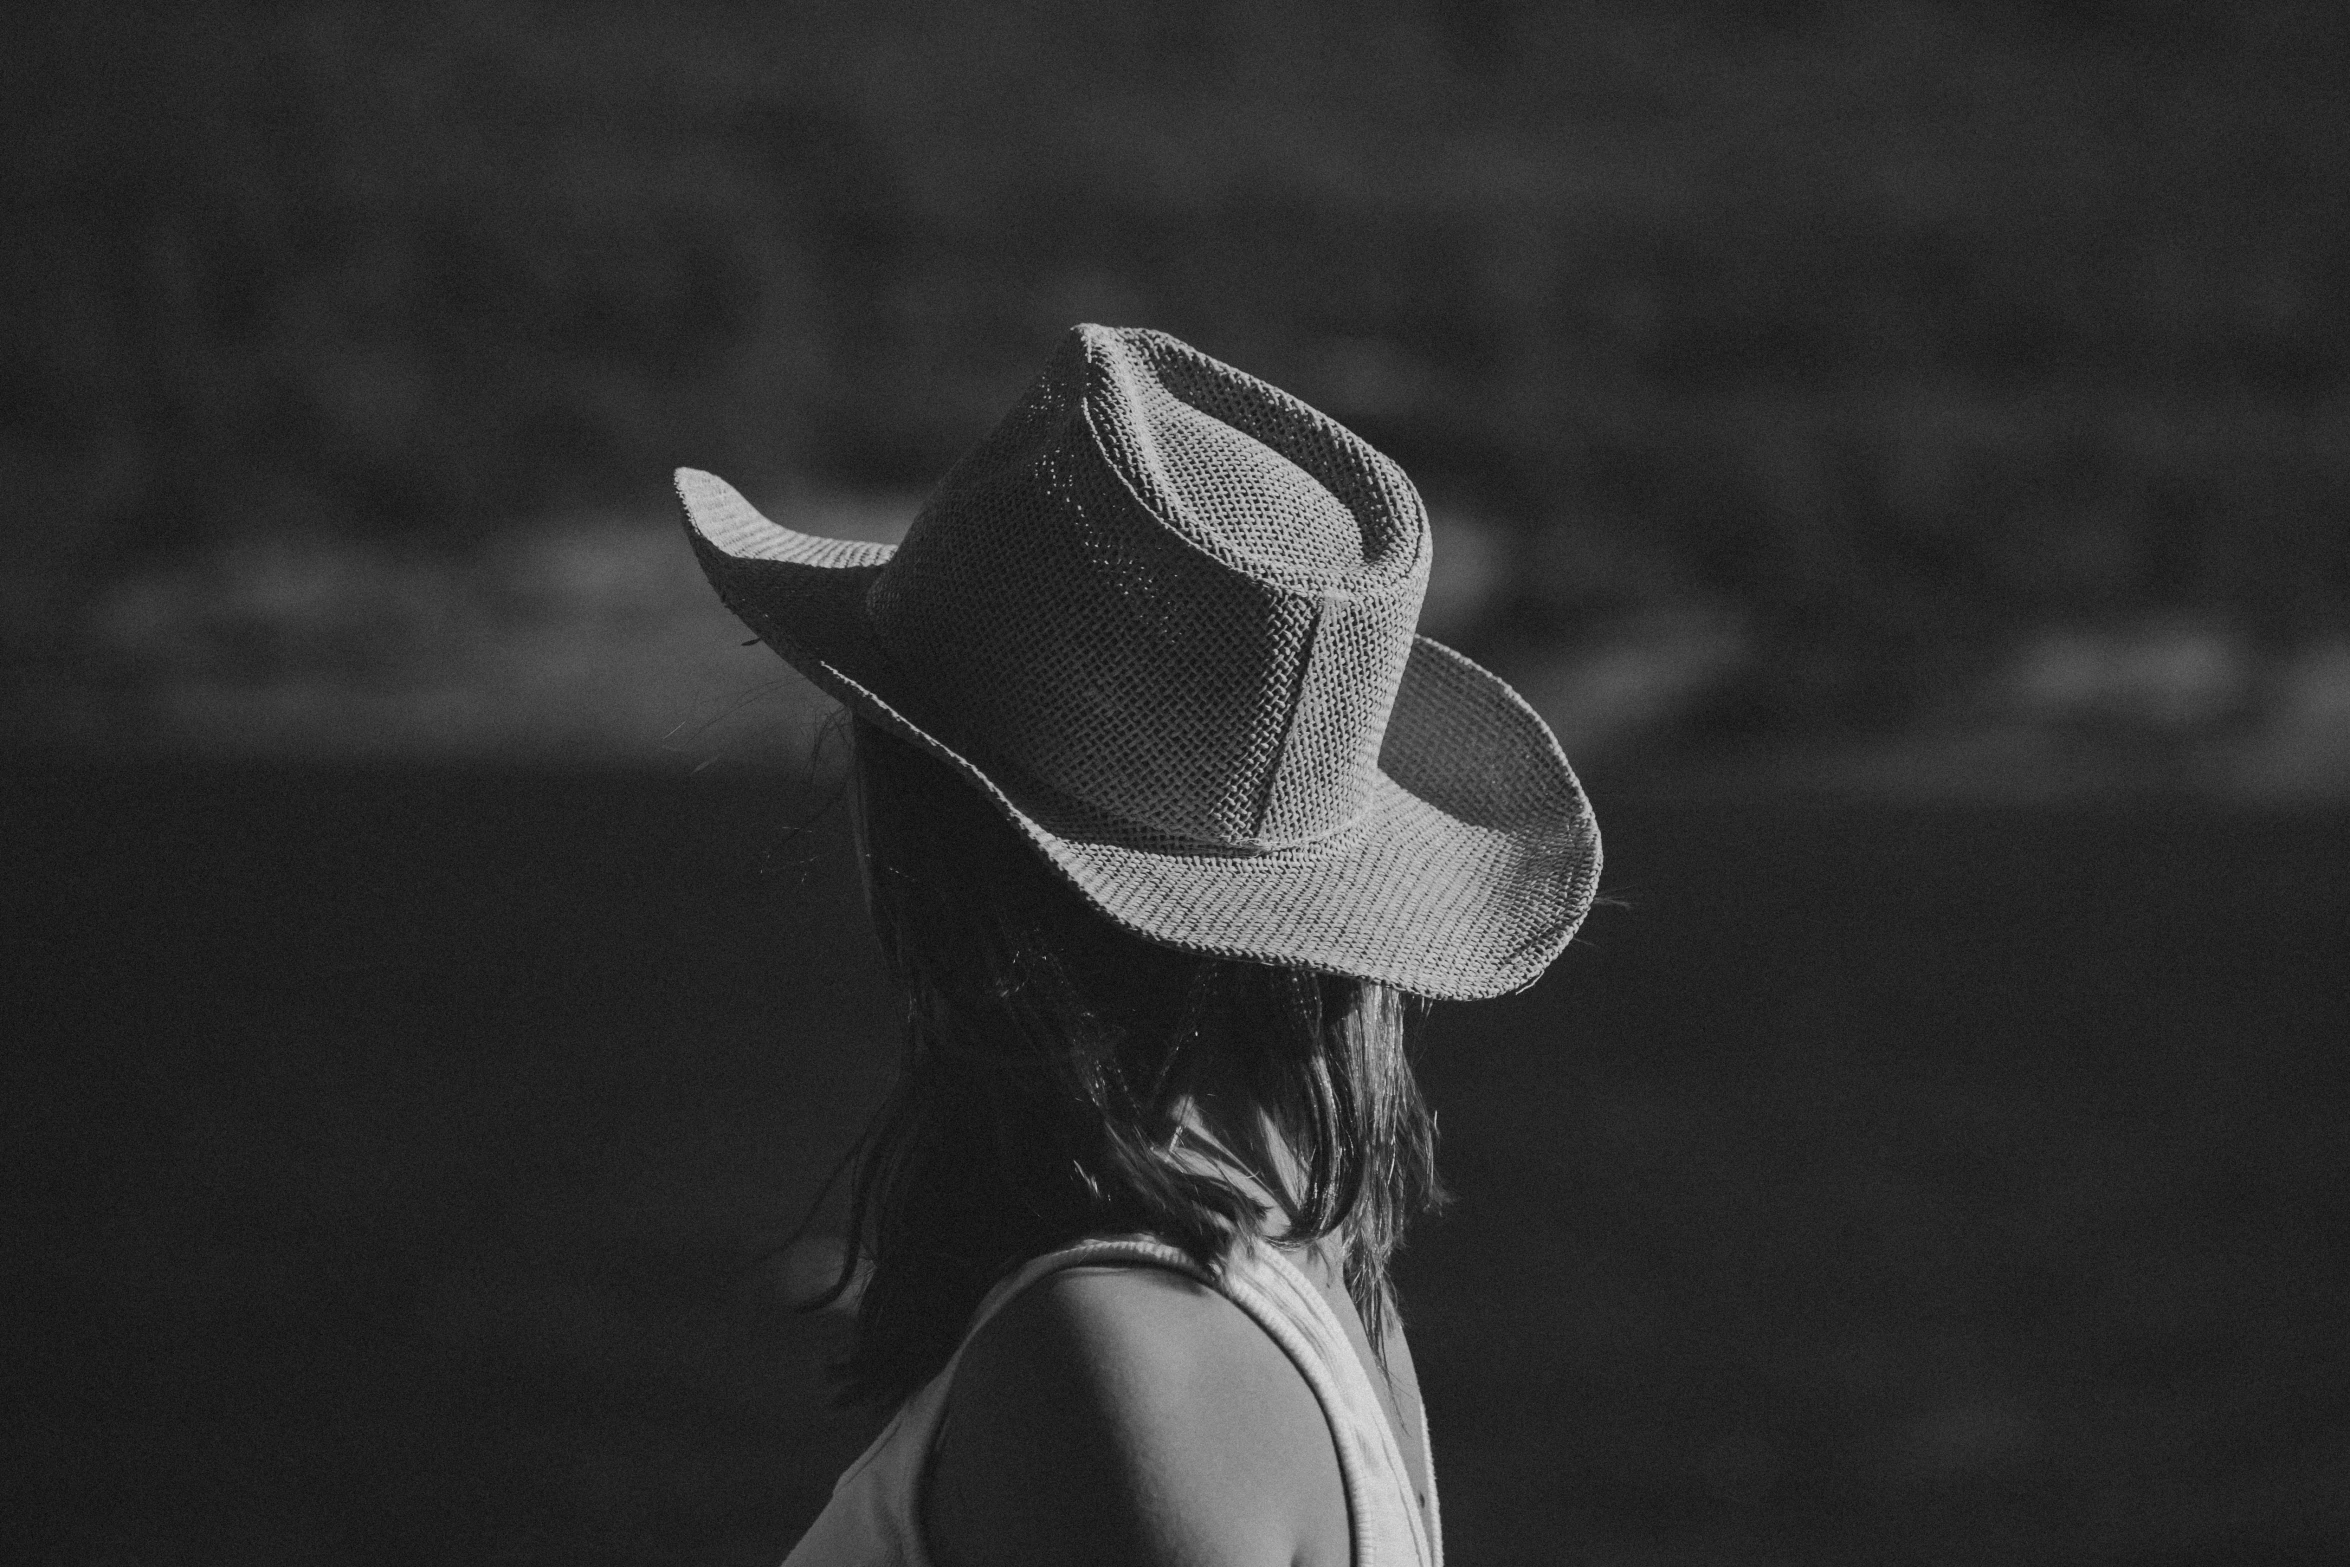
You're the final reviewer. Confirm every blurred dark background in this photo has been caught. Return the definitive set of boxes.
[7,1,2349,1563]
[8,0,2350,775]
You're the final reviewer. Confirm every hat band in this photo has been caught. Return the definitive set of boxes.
[981,741,1385,858]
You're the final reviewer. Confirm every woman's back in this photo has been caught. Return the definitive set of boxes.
[922,1259,1353,1567]
[781,1231,1442,1567]
[927,1129,1436,1566]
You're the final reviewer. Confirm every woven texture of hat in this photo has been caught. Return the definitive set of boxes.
[670,323,1602,998]
[992,631,1600,999]
[865,327,1429,853]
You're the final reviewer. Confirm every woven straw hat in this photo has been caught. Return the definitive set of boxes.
[675,324,1599,1000]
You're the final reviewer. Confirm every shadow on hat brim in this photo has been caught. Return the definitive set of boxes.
[676,468,1601,1001]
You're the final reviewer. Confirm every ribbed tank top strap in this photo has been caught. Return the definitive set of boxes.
[1214,1238,1442,1567]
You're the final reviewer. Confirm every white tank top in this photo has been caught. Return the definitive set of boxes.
[780,1232,1442,1567]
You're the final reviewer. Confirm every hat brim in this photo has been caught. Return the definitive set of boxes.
[676,468,1601,1001]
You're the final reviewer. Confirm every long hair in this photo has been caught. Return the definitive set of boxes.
[790,715,1452,1414]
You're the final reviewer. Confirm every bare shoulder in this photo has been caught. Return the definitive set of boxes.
[921,1262,1349,1567]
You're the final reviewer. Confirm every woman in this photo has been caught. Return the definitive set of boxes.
[676,325,1601,1566]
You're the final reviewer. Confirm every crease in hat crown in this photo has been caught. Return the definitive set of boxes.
[857,324,1433,853]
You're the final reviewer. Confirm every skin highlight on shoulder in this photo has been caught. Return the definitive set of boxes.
[921,1262,1350,1567]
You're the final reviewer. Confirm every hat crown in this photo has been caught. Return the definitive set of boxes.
[865,325,1430,850]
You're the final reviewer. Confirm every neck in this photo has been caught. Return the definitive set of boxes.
[1172,1096,1313,1242]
